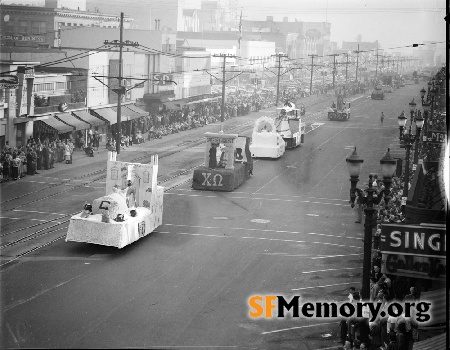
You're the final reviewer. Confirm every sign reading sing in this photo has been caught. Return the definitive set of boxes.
[380,224,446,257]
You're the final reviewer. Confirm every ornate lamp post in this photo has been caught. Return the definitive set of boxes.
[401,126,415,214]
[422,102,430,141]
[409,98,416,122]
[398,112,407,141]
[346,148,394,300]
[420,88,426,104]
[413,114,424,165]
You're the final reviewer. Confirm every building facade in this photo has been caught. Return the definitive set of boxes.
[0,2,131,50]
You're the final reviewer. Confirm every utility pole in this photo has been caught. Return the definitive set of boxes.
[375,49,381,80]
[330,53,339,89]
[354,44,362,82]
[308,54,318,95]
[104,12,139,154]
[213,53,237,131]
[272,53,288,106]
[341,53,350,83]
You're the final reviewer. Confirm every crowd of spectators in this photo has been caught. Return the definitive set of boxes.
[106,91,277,146]
[344,164,426,350]
[1,137,77,182]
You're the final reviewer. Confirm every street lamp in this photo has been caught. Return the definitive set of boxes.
[401,126,415,214]
[345,147,394,300]
[409,98,416,116]
[413,114,424,165]
[420,88,426,103]
[398,112,407,141]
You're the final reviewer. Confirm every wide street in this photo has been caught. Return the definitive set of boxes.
[1,84,422,349]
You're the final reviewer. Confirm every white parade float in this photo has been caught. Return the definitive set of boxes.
[249,116,286,158]
[274,101,305,149]
[66,152,163,248]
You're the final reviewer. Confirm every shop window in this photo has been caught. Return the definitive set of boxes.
[31,21,47,34]
[5,25,14,35]
[18,21,30,35]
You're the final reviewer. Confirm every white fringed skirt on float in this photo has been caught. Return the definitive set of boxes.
[66,207,162,248]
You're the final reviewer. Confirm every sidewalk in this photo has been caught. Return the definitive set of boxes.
[1,92,354,184]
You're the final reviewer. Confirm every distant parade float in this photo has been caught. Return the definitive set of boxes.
[371,86,385,100]
[249,116,286,158]
[66,154,163,248]
[327,94,351,121]
[274,101,305,149]
[192,132,253,191]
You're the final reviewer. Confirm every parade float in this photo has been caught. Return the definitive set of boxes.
[327,95,351,121]
[192,132,253,191]
[371,86,385,100]
[249,116,286,158]
[66,154,163,248]
[274,101,305,149]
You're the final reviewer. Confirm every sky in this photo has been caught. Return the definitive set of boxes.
[3,0,446,54]
[190,0,447,54]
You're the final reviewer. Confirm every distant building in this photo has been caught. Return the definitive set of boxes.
[182,9,200,32]
[86,0,151,30]
[198,1,221,31]
[413,42,437,67]
[0,1,131,49]
[176,31,276,68]
[223,16,331,58]
[341,40,380,53]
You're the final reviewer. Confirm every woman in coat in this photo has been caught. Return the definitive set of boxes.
[42,143,50,170]
[27,148,36,175]
[36,144,43,170]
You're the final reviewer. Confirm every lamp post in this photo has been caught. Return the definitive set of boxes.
[409,98,416,122]
[420,88,426,104]
[428,87,437,137]
[422,102,430,141]
[398,112,407,141]
[401,126,415,214]
[413,114,424,165]
[346,148,394,300]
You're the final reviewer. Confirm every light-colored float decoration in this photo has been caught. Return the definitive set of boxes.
[249,116,286,158]
[327,95,351,121]
[66,155,163,248]
[274,101,305,148]
[192,132,253,191]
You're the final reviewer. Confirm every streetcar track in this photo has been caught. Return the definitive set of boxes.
[0,121,255,208]
[0,97,342,267]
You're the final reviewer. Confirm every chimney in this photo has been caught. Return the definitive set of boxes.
[283,17,288,22]
[266,16,273,22]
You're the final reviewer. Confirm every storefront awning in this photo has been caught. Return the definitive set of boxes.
[125,104,148,117]
[55,112,90,130]
[186,96,221,106]
[111,106,143,121]
[163,100,186,110]
[72,110,106,127]
[91,107,118,125]
[33,117,74,134]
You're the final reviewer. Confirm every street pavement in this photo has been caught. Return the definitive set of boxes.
[0,85,423,349]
